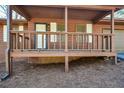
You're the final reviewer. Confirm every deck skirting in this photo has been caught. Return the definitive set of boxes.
[10,51,116,58]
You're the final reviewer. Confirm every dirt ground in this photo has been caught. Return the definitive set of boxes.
[0,58,124,88]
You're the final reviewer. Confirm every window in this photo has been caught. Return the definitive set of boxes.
[57,24,65,42]
[50,22,57,42]
[76,24,86,43]
[86,24,92,43]
[57,24,65,32]
[3,25,7,42]
[19,25,24,31]
[76,24,86,32]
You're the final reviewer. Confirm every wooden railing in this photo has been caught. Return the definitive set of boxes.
[10,31,114,52]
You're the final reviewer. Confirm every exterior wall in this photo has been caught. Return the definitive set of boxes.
[0,23,27,63]
[28,18,92,31]
[0,24,7,63]
[93,24,124,33]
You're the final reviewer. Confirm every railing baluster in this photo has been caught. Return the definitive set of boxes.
[14,33,16,49]
[108,35,110,51]
[98,35,101,52]
[42,33,44,49]
[35,33,37,49]
[65,33,68,52]
[59,33,62,50]
[110,35,112,52]
[102,35,104,51]
[54,34,55,50]
[47,33,50,50]
[84,34,86,49]
[71,34,73,50]
[28,33,31,49]
[82,34,84,50]
[92,34,94,51]
[97,35,99,51]
[22,33,25,50]
[87,34,89,50]
[16,33,18,49]
[77,34,79,50]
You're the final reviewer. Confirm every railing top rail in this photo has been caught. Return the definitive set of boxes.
[10,30,114,36]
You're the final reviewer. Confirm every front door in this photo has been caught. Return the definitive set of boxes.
[35,23,47,49]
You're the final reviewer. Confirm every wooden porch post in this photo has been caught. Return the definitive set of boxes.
[5,5,12,75]
[65,56,69,72]
[65,6,68,52]
[64,6,69,72]
[111,9,117,64]
[111,9,115,52]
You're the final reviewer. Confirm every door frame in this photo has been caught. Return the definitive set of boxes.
[34,23,48,49]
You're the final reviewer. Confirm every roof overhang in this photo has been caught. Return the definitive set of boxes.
[0,18,27,25]
[11,5,123,23]
[98,19,124,25]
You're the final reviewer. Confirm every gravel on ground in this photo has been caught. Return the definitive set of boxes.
[0,58,124,88]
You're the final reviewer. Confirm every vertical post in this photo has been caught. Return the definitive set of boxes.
[65,6,68,52]
[64,6,69,72]
[6,5,12,75]
[65,56,69,72]
[111,9,115,52]
[111,9,117,64]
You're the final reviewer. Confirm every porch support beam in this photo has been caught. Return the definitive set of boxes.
[111,9,117,64]
[6,5,12,75]
[65,56,69,72]
[111,9,115,33]
[65,6,68,52]
[111,9,115,52]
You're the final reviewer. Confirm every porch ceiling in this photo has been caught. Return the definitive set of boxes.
[11,5,122,23]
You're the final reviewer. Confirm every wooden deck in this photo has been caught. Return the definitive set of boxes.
[5,5,117,75]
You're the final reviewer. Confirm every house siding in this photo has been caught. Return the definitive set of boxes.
[0,23,27,63]
[0,24,7,63]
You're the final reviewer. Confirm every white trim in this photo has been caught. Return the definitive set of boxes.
[3,25,7,42]
[19,25,24,31]
[36,24,47,49]
[86,24,92,43]
[50,22,57,42]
